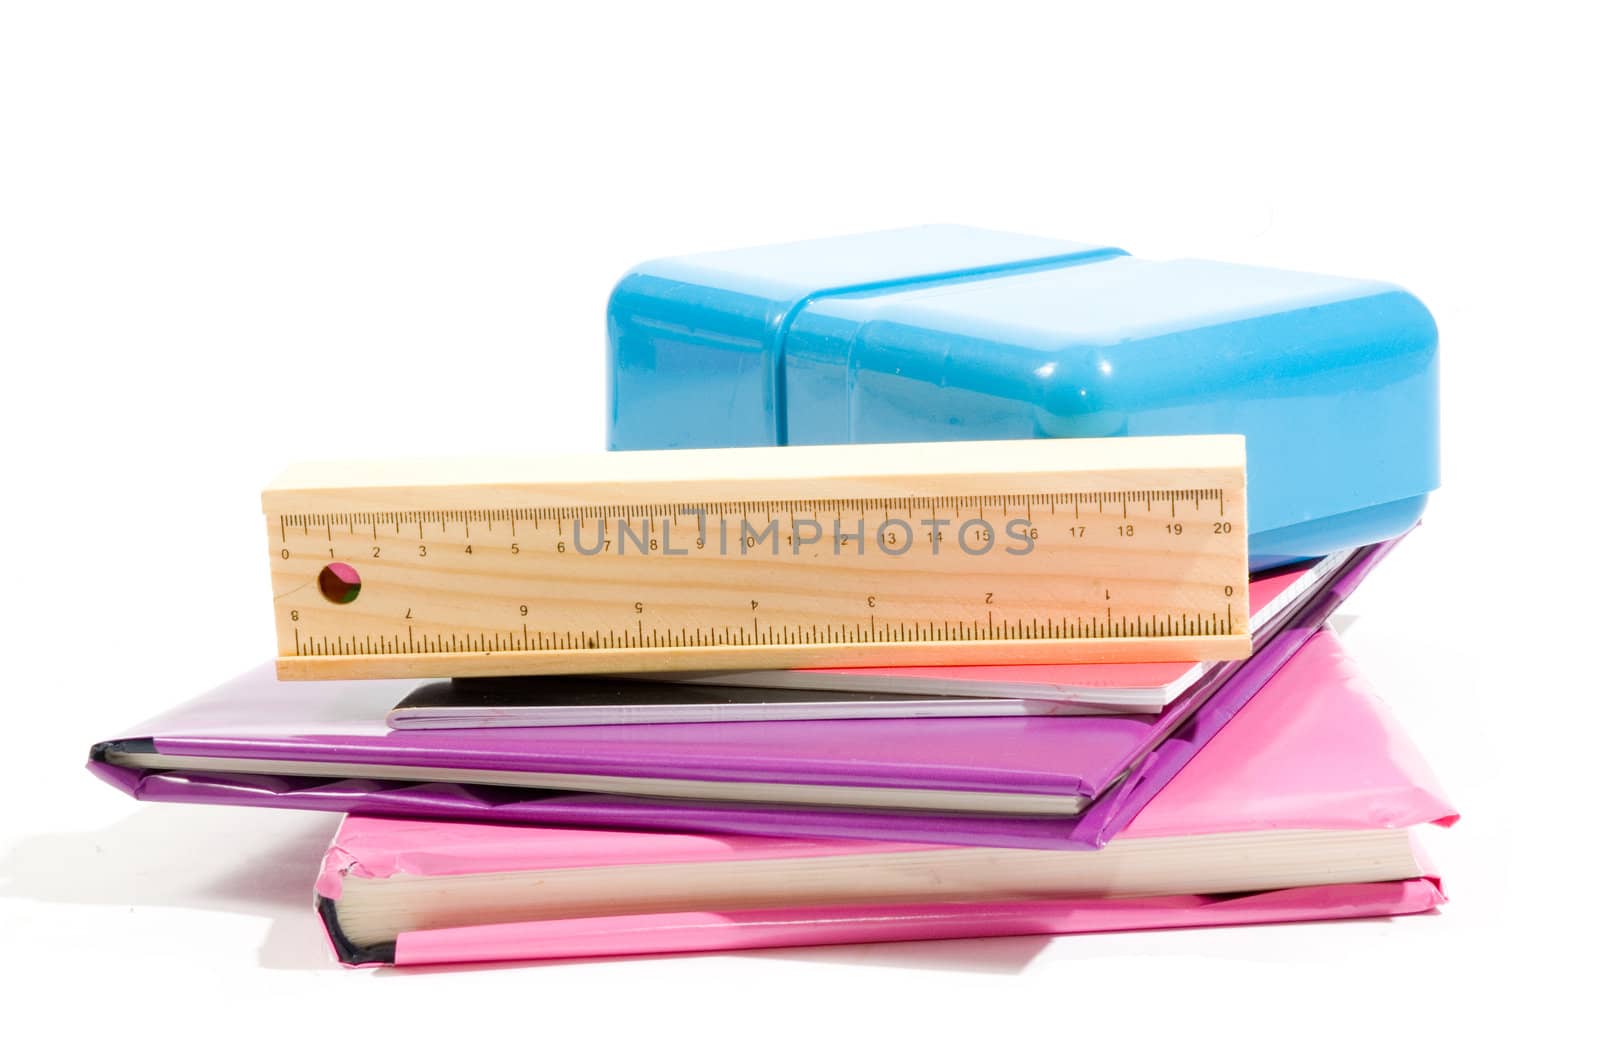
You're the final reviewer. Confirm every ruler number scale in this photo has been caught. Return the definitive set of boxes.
[266,437,1249,679]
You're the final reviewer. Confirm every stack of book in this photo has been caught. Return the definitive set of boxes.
[87,227,1452,967]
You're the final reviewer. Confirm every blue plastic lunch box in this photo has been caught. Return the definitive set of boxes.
[606,226,1438,569]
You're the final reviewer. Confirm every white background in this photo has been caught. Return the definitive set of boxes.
[2,2,1594,1059]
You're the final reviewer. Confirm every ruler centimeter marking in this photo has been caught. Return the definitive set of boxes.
[275,489,1225,535]
[265,437,1249,680]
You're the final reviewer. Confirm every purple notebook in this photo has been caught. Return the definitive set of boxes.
[88,541,1393,849]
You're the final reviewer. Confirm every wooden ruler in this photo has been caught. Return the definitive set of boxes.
[265,436,1248,680]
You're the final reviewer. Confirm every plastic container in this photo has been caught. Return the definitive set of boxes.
[607,226,1438,568]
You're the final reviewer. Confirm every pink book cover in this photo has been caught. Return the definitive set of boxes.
[315,628,1455,965]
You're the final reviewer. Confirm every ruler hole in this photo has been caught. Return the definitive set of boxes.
[319,563,362,605]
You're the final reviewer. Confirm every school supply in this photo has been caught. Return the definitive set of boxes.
[608,226,1437,568]
[266,435,1247,680]
[632,552,1342,709]
[87,540,1389,849]
[315,627,1453,965]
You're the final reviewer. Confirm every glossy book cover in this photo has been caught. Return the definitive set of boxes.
[88,542,1395,849]
[316,626,1455,965]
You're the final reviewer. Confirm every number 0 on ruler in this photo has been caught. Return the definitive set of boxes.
[265,436,1249,680]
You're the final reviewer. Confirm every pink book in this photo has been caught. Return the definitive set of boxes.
[315,628,1454,965]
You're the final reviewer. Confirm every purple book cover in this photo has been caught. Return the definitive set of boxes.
[88,541,1394,850]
